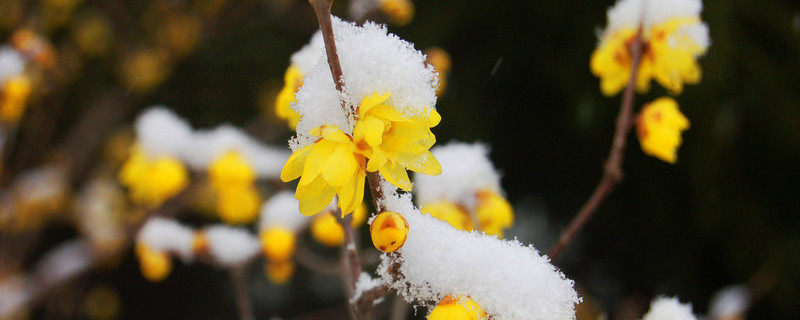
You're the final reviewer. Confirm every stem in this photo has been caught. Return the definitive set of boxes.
[308,2,387,317]
[230,265,255,320]
[549,28,644,261]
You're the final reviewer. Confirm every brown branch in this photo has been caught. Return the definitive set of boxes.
[549,28,645,262]
[230,265,255,320]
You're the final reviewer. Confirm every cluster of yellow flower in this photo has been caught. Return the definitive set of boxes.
[590,0,708,163]
[118,146,189,209]
[280,92,441,216]
[209,151,261,224]
[421,190,514,239]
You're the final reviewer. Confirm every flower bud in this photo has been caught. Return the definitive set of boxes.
[260,227,296,261]
[370,211,409,252]
[135,243,172,282]
[429,295,487,320]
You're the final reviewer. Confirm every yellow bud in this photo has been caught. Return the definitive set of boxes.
[0,75,32,123]
[429,295,487,320]
[120,48,171,95]
[370,211,409,252]
[118,147,190,208]
[192,231,210,257]
[265,259,295,285]
[379,0,414,26]
[209,151,257,190]
[135,243,172,282]
[216,186,261,224]
[310,212,345,247]
[71,12,113,58]
[425,47,451,96]
[352,202,368,227]
[275,65,303,129]
[260,227,296,261]
[82,286,120,320]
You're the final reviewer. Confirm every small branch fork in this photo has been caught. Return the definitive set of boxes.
[308,0,389,318]
[549,28,645,261]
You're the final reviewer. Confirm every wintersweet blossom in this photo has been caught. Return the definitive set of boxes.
[379,0,414,26]
[353,92,441,191]
[275,65,303,129]
[260,227,296,262]
[285,18,441,214]
[590,0,709,96]
[208,151,260,224]
[636,97,690,163]
[310,202,367,247]
[414,143,514,237]
[369,211,409,252]
[135,243,172,282]
[281,125,366,215]
[118,147,189,208]
[429,295,488,320]
[266,260,295,284]
[0,75,31,123]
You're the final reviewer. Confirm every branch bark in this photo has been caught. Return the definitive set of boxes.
[549,28,645,261]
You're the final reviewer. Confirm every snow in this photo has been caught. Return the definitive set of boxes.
[413,142,502,209]
[136,217,195,261]
[708,285,750,320]
[259,191,311,232]
[0,46,25,83]
[376,181,579,320]
[602,0,709,50]
[291,16,438,150]
[134,107,290,178]
[642,297,697,320]
[203,225,262,266]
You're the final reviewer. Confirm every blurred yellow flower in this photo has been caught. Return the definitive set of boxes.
[310,202,367,247]
[281,125,366,216]
[591,18,707,96]
[0,75,31,123]
[260,227,296,262]
[353,92,441,191]
[475,190,514,238]
[265,259,294,285]
[429,295,487,320]
[135,243,172,282]
[420,200,472,231]
[379,0,414,26]
[425,47,452,96]
[209,151,260,224]
[636,97,690,164]
[275,64,303,129]
[119,147,189,208]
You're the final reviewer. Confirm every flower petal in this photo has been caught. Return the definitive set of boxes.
[379,161,412,191]
[322,144,358,187]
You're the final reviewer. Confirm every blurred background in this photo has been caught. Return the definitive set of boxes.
[0,0,798,319]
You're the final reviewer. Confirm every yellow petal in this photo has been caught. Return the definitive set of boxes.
[363,116,386,147]
[298,180,336,215]
[280,145,311,182]
[379,161,412,191]
[358,92,391,117]
[322,144,358,187]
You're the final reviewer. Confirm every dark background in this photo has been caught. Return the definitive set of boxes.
[8,0,800,319]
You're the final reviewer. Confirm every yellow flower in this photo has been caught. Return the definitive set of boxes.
[429,295,487,320]
[379,0,414,26]
[591,18,707,96]
[310,202,368,247]
[636,97,690,164]
[265,260,295,285]
[260,227,297,261]
[0,75,32,123]
[648,18,705,94]
[209,151,260,224]
[275,65,303,129]
[420,200,473,231]
[135,243,172,282]
[209,151,257,190]
[475,190,514,238]
[119,147,189,208]
[370,211,409,252]
[281,125,366,216]
[353,93,441,191]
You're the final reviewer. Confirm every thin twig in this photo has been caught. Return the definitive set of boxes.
[549,28,645,261]
[230,265,256,320]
